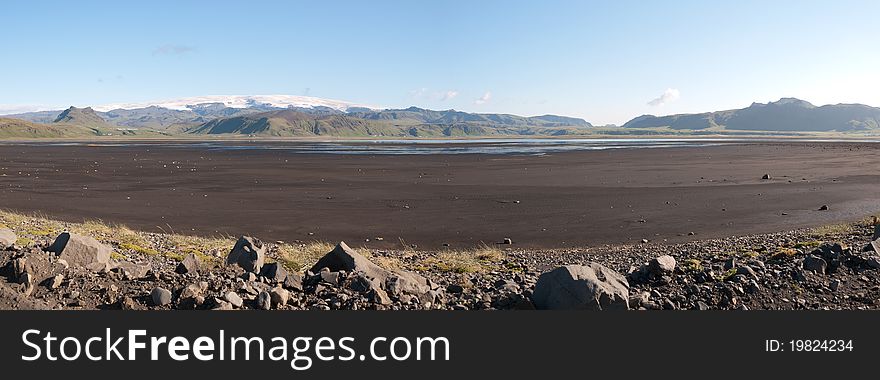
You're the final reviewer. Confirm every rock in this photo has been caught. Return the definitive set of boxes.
[284,272,304,292]
[803,255,827,274]
[256,291,271,310]
[309,241,386,280]
[21,272,35,297]
[12,258,28,282]
[175,253,202,274]
[269,287,290,308]
[761,173,771,180]
[369,287,393,305]
[736,266,758,279]
[532,264,630,310]
[385,271,433,302]
[212,301,233,311]
[114,261,151,279]
[629,291,650,308]
[226,236,266,273]
[260,262,288,283]
[446,284,464,293]
[648,255,676,275]
[696,300,710,311]
[818,205,829,211]
[320,270,342,285]
[310,241,433,301]
[119,296,138,310]
[869,239,880,254]
[501,238,513,245]
[179,283,207,300]
[0,228,17,249]
[224,291,243,308]
[151,287,172,306]
[348,272,381,293]
[874,224,880,241]
[866,256,880,269]
[46,232,111,269]
[47,274,64,289]
[829,279,841,291]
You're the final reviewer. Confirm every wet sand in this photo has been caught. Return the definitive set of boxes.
[1,141,879,249]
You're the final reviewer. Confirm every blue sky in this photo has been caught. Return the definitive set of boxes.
[2,0,879,124]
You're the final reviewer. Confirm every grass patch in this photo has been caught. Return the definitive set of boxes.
[810,223,854,238]
[276,241,334,271]
[683,258,703,272]
[715,268,738,282]
[769,247,799,261]
[423,245,504,273]
[741,251,760,259]
[794,240,822,249]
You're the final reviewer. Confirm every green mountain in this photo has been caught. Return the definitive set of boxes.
[623,98,880,132]
[187,108,593,137]
[53,106,110,128]
[0,118,99,138]
[346,107,593,128]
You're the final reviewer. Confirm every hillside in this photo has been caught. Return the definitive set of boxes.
[187,109,592,137]
[623,98,880,132]
[53,106,111,128]
[0,118,99,138]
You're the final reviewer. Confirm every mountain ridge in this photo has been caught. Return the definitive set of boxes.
[624,98,880,132]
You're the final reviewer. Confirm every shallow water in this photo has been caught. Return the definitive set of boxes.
[1,138,877,155]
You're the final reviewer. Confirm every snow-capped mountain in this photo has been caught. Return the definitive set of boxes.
[93,95,378,113]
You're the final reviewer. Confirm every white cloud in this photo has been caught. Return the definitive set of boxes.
[410,88,459,101]
[152,44,196,56]
[647,88,680,106]
[0,104,58,115]
[440,90,458,101]
[474,91,492,105]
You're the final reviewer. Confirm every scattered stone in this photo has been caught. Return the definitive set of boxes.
[47,274,64,289]
[226,236,266,273]
[151,287,172,306]
[115,261,151,279]
[446,284,464,293]
[46,232,111,269]
[649,255,677,275]
[320,269,342,285]
[310,241,434,302]
[803,256,827,274]
[224,292,243,308]
[256,291,271,310]
[260,262,288,283]
[269,287,290,308]
[175,253,202,274]
[736,266,758,279]
[369,287,392,305]
[532,263,629,310]
[119,296,138,310]
[865,256,880,269]
[21,272,35,297]
[212,301,233,311]
[284,272,304,292]
[0,228,17,249]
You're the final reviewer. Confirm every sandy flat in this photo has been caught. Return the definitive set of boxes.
[1,141,878,249]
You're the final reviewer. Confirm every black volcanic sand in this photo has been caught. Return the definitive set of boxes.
[1,141,879,249]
